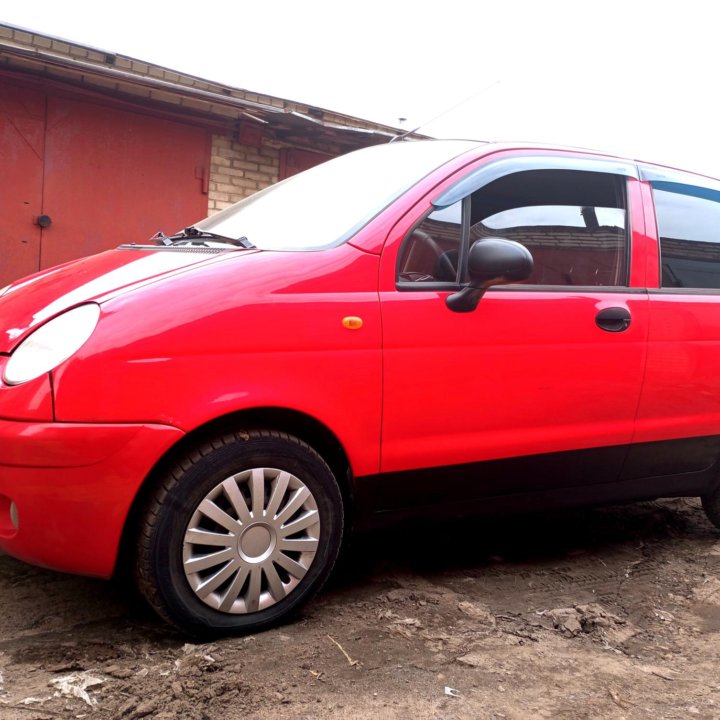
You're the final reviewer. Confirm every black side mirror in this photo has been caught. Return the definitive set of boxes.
[446,238,533,313]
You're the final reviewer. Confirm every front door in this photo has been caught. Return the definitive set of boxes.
[379,158,649,510]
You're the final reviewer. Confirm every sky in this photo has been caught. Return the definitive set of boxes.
[2,0,718,176]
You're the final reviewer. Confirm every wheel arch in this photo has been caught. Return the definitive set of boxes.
[114,407,355,579]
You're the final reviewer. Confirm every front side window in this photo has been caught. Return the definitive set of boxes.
[398,202,463,282]
[398,168,628,287]
[652,182,720,289]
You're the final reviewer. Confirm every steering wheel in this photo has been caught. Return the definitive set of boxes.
[410,229,457,281]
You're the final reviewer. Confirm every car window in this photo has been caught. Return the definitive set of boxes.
[652,182,720,289]
[398,202,463,283]
[398,169,628,287]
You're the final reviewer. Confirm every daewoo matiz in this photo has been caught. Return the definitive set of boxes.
[2,139,720,635]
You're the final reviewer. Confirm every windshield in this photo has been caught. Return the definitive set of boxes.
[194,140,479,251]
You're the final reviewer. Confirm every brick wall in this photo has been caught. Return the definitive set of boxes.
[208,135,280,212]
[208,134,343,213]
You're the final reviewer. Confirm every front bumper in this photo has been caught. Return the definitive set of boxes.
[0,418,184,577]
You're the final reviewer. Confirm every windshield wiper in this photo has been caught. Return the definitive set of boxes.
[152,227,254,249]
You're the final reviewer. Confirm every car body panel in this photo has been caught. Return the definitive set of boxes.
[52,244,383,478]
[0,419,184,576]
[0,247,243,351]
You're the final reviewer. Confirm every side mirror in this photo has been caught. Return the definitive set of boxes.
[446,238,533,313]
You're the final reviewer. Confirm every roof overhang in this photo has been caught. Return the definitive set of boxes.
[0,24,426,150]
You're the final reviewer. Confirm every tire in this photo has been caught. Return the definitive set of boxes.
[702,487,720,529]
[136,429,344,636]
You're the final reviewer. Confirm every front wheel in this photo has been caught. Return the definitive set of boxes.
[136,429,344,636]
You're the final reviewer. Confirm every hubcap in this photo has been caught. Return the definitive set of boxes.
[183,467,320,614]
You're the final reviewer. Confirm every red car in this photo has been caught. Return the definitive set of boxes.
[2,139,720,635]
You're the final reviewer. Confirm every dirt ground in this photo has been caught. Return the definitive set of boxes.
[1,498,720,719]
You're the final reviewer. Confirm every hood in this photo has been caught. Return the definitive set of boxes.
[0,246,254,353]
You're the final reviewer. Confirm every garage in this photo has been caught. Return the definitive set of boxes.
[1,76,210,286]
[0,23,409,288]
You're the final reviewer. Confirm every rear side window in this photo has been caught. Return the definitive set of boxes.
[398,169,628,287]
[652,182,720,289]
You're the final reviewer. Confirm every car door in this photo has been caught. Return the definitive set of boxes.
[627,166,720,486]
[376,152,650,512]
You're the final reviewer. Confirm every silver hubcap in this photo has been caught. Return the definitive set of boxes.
[183,467,320,614]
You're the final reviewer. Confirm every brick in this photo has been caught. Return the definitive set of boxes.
[0,26,13,39]
[33,35,52,48]
[131,61,149,74]
[231,178,260,190]
[51,40,70,53]
[87,50,106,63]
[230,160,259,171]
[211,173,232,185]
[214,182,240,194]
[212,136,232,150]
[150,89,182,104]
[211,105,241,119]
[209,191,230,202]
[179,97,209,112]
[84,76,118,90]
[119,85,152,98]
[229,147,248,159]
[212,156,232,168]
[243,170,270,182]
[13,30,33,44]
[45,65,80,81]
[114,57,132,69]
[69,47,89,58]
[259,163,277,175]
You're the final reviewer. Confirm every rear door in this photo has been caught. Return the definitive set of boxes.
[377,152,650,511]
[630,167,720,482]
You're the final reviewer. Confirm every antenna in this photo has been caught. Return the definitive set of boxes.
[390,80,500,143]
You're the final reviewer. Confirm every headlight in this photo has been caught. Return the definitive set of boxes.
[3,304,101,385]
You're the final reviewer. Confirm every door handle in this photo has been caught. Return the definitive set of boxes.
[596,307,631,332]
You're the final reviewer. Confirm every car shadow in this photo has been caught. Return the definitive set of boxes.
[331,498,715,589]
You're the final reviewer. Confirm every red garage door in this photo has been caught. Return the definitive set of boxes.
[1,79,210,287]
